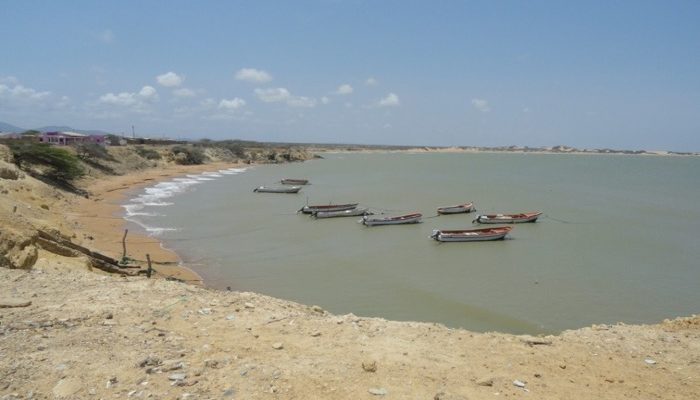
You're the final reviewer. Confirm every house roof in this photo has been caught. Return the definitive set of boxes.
[45,131,88,137]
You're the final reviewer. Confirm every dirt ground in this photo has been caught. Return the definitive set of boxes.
[1,266,699,400]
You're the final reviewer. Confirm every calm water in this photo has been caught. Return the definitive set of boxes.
[123,153,700,334]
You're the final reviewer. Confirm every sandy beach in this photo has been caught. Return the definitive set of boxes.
[66,162,245,284]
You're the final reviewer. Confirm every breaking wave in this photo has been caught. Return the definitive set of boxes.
[122,166,249,235]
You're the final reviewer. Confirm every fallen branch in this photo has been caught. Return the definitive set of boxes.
[37,230,139,276]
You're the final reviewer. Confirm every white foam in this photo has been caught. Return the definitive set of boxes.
[145,226,178,235]
[141,201,174,207]
[123,166,249,237]
[123,212,177,234]
[122,204,159,217]
[219,167,247,175]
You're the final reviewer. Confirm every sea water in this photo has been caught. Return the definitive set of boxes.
[122,152,700,334]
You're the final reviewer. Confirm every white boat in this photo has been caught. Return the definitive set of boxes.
[473,211,542,224]
[299,203,358,214]
[362,212,422,226]
[437,202,475,215]
[253,186,302,193]
[313,207,373,219]
[430,226,512,242]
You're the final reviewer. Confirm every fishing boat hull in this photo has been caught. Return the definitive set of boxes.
[473,211,542,224]
[254,186,302,193]
[313,208,372,219]
[430,226,512,242]
[362,213,422,226]
[281,179,309,185]
[437,202,475,215]
[300,203,359,214]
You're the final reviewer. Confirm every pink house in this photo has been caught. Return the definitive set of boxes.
[38,131,106,146]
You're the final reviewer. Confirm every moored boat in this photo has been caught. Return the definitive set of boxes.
[473,211,542,224]
[253,186,302,193]
[299,203,359,214]
[437,202,475,215]
[281,178,309,185]
[430,226,512,242]
[361,212,422,226]
[313,207,373,219]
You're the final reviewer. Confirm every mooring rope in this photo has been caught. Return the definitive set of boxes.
[542,214,582,224]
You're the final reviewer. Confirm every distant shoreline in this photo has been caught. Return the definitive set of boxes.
[309,145,699,157]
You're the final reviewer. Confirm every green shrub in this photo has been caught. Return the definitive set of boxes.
[75,143,113,161]
[170,145,206,165]
[8,142,84,181]
[134,146,162,160]
[217,140,247,158]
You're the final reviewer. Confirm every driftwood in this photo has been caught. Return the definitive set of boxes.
[36,230,139,276]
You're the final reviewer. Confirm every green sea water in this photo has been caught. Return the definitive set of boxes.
[125,152,700,334]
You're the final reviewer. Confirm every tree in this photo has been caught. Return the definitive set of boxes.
[75,142,114,161]
[8,142,84,181]
[170,145,206,165]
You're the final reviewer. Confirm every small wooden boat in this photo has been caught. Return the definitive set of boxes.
[430,226,512,242]
[437,202,475,215]
[253,186,302,193]
[299,203,358,214]
[473,211,542,224]
[281,178,309,185]
[362,212,422,226]
[313,207,373,219]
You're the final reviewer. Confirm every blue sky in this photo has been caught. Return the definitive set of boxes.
[1,1,698,150]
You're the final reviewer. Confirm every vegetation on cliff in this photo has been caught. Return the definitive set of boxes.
[5,141,85,182]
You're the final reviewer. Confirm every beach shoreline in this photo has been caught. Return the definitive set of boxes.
[67,161,246,285]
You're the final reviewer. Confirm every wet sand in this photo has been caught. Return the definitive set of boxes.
[67,162,243,284]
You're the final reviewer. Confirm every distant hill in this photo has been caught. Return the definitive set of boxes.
[0,121,115,135]
[0,121,25,133]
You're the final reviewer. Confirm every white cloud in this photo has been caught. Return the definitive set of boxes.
[378,92,400,107]
[0,83,51,102]
[98,29,115,44]
[235,68,272,83]
[98,85,159,111]
[218,97,246,110]
[321,96,330,104]
[139,86,158,99]
[156,72,184,87]
[471,98,490,113]
[287,96,317,108]
[522,107,530,113]
[0,79,69,113]
[173,88,196,98]
[365,77,378,86]
[255,87,290,103]
[254,87,316,108]
[0,76,19,85]
[335,84,353,95]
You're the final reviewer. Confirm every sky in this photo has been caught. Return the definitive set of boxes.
[1,1,699,151]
